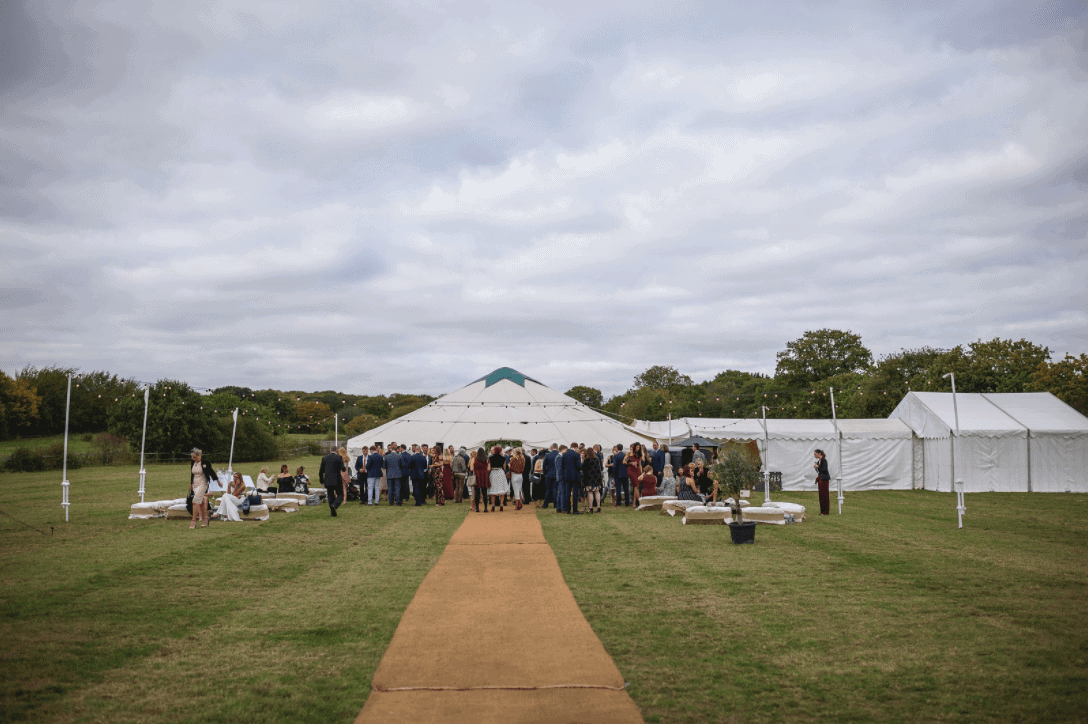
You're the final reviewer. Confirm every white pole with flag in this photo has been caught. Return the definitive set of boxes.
[335,413,338,448]
[138,385,150,503]
[830,387,844,514]
[61,373,72,522]
[228,408,239,475]
[943,372,966,528]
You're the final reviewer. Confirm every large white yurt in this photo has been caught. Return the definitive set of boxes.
[346,368,652,459]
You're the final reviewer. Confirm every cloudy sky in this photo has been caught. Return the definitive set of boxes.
[2,0,1086,398]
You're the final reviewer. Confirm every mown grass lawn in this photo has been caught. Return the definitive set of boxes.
[4,462,1087,724]
[539,491,1088,724]
[0,458,466,723]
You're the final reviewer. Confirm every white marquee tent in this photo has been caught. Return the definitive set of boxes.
[629,416,915,491]
[346,368,652,459]
[891,391,1088,493]
[984,393,1088,493]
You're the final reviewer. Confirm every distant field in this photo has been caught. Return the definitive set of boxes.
[0,434,96,457]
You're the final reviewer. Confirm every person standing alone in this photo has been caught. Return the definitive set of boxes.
[813,449,831,515]
[320,447,346,517]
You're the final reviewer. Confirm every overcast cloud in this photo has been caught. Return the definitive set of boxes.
[2,0,1086,397]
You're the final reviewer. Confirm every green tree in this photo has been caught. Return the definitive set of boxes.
[1029,354,1088,415]
[961,338,1051,393]
[344,414,382,437]
[108,380,225,459]
[774,329,873,387]
[0,370,41,439]
[632,365,693,391]
[16,365,75,436]
[566,385,603,409]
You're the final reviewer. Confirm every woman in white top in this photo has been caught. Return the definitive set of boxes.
[255,467,274,493]
[216,472,247,522]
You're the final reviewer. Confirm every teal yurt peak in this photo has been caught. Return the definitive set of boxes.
[476,367,541,388]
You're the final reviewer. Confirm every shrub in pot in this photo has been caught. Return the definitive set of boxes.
[709,446,762,524]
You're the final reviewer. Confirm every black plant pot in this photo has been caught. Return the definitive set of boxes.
[728,520,757,545]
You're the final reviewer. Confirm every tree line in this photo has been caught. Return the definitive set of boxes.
[0,367,434,462]
[566,331,1087,422]
[2,330,1084,459]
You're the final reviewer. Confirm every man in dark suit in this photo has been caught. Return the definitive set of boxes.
[409,444,429,506]
[651,442,666,481]
[542,443,559,509]
[612,444,629,507]
[561,442,582,514]
[319,448,346,517]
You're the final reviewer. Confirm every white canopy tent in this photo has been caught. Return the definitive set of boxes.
[889,392,1029,493]
[346,368,652,459]
[978,393,1088,493]
[629,416,915,491]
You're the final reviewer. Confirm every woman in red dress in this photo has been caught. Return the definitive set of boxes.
[441,451,456,502]
[472,447,490,513]
[625,442,646,506]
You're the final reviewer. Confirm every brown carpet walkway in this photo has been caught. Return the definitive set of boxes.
[355,505,644,723]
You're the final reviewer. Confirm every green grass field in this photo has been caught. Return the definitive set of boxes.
[0,434,98,457]
[2,461,1086,723]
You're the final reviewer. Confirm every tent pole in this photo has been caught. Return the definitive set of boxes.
[61,373,72,522]
[138,386,149,503]
[228,408,238,476]
[830,387,843,514]
[944,373,965,528]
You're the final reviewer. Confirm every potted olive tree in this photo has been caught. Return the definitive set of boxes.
[710,446,762,544]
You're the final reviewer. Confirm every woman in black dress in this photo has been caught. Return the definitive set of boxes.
[813,449,831,515]
[581,447,603,513]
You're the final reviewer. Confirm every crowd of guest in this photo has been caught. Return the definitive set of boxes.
[195,439,726,522]
[298,439,724,517]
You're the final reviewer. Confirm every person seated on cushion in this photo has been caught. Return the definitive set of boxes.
[638,465,658,498]
[659,464,677,496]
[256,466,275,493]
[216,471,247,522]
[677,464,704,502]
[294,466,310,493]
[692,459,719,502]
[276,464,294,493]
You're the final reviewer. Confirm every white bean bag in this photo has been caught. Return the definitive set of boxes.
[661,499,702,517]
[636,495,676,511]
[764,501,806,521]
[740,506,787,525]
[263,498,298,513]
[128,502,163,519]
[274,492,307,502]
[238,504,269,522]
[683,506,730,525]
[165,503,191,520]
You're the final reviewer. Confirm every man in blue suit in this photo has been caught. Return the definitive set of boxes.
[554,445,568,513]
[409,444,429,506]
[384,443,404,506]
[355,449,368,505]
[561,442,582,514]
[612,444,630,506]
[364,445,384,505]
[541,443,559,510]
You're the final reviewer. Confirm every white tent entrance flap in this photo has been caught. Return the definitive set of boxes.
[346,368,652,458]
